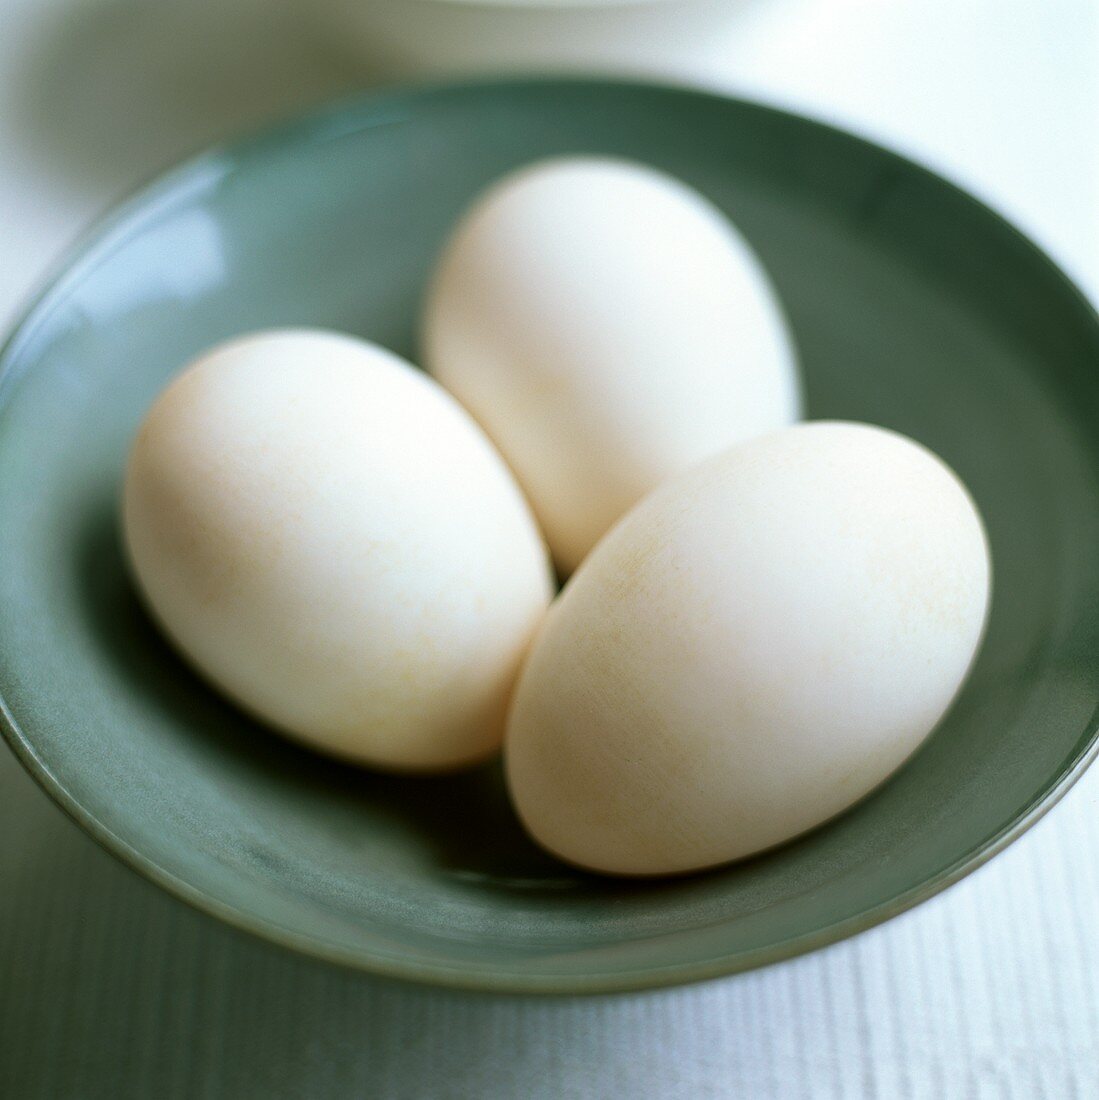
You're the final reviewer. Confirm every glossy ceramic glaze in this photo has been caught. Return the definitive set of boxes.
[2,80,1098,994]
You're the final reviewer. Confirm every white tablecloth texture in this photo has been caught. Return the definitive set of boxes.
[1,1,1097,1096]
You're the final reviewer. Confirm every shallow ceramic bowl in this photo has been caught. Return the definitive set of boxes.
[2,79,1099,994]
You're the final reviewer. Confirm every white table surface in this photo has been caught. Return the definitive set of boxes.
[1,1,1097,1096]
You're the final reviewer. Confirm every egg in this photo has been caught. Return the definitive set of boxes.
[123,329,553,771]
[423,156,801,574]
[505,422,991,875]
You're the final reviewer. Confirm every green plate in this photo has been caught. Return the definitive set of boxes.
[2,79,1098,995]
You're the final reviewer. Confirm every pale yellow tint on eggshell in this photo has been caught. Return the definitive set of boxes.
[505,422,991,875]
[123,329,553,771]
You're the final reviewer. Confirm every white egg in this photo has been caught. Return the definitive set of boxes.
[505,422,991,875]
[123,329,553,771]
[423,156,801,574]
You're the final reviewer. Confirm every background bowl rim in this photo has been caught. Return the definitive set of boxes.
[3,75,1099,995]
[371,0,684,10]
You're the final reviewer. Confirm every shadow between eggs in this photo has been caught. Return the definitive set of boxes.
[70,495,902,918]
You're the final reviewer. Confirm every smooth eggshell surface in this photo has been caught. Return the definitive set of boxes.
[423,157,801,574]
[505,422,991,875]
[123,329,553,771]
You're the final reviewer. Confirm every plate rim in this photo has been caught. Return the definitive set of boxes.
[3,74,1099,995]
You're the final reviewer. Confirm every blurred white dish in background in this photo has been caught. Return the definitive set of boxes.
[317,0,737,78]
[424,156,800,574]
